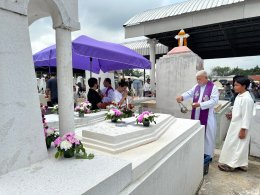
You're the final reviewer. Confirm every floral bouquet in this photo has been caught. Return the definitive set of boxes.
[52,104,59,114]
[106,101,119,110]
[121,104,135,118]
[75,101,92,117]
[44,127,59,149]
[105,108,123,122]
[54,132,94,159]
[136,111,156,127]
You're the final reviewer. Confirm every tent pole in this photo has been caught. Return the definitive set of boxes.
[90,57,93,78]
[144,69,146,82]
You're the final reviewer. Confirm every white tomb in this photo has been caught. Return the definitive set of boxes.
[0,0,80,175]
[79,116,205,195]
[156,46,203,118]
[45,111,107,129]
[250,103,260,157]
[82,114,176,153]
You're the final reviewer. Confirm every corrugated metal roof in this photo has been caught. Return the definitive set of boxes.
[122,39,168,56]
[124,0,245,27]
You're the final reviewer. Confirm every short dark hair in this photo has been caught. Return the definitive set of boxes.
[104,78,111,85]
[235,77,250,89]
[118,81,128,87]
[51,73,56,77]
[88,78,98,88]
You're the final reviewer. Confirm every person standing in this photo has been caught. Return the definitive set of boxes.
[128,78,133,90]
[87,78,102,110]
[143,78,152,97]
[46,73,58,106]
[101,78,114,103]
[176,70,219,158]
[218,77,254,172]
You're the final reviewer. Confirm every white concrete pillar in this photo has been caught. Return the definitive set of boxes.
[0,9,47,176]
[56,28,75,135]
[147,39,158,91]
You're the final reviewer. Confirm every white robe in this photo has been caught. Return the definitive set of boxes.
[182,84,219,157]
[219,91,254,168]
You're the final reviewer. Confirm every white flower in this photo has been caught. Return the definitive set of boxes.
[143,114,149,119]
[108,110,115,116]
[60,140,72,151]
[46,129,54,136]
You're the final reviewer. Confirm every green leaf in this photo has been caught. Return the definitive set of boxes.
[55,151,59,158]
[87,153,95,159]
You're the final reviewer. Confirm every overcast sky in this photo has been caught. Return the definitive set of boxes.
[29,0,260,73]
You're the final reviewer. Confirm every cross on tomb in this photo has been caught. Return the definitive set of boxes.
[175,29,190,47]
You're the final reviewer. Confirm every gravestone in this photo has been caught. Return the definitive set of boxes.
[156,31,203,118]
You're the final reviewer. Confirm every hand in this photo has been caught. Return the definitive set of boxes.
[225,112,232,120]
[239,129,247,139]
[192,102,200,109]
[176,96,183,103]
[123,91,128,98]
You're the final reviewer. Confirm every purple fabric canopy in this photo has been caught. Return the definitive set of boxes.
[33,35,151,74]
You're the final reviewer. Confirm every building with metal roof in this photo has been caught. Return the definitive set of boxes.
[122,39,168,58]
[124,0,260,59]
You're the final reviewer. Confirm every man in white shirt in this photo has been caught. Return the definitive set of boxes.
[143,78,152,97]
[101,78,114,103]
[114,81,128,106]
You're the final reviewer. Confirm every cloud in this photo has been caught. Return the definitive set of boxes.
[29,0,187,53]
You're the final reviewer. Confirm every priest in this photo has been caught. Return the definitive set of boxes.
[176,70,219,158]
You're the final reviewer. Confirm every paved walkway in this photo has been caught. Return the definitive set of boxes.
[198,151,260,195]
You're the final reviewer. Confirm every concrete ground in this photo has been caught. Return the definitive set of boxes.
[198,151,260,195]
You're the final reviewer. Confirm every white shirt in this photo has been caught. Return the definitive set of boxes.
[144,82,151,91]
[114,90,123,103]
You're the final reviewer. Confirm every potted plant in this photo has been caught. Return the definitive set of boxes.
[54,132,94,159]
[105,108,123,123]
[44,127,59,149]
[121,104,135,118]
[136,111,156,127]
[75,101,92,117]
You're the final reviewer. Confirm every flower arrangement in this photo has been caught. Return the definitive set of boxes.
[75,101,92,117]
[136,111,156,127]
[52,104,59,114]
[106,101,118,110]
[54,132,94,159]
[44,127,59,149]
[105,108,123,122]
[121,104,135,118]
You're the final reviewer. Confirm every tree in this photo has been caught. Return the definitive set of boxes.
[211,66,231,76]
[123,69,143,77]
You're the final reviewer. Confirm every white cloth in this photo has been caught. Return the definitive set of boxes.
[143,82,151,91]
[101,87,114,103]
[114,90,123,103]
[219,91,254,168]
[182,83,219,157]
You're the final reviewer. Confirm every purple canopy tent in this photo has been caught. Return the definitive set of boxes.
[33,35,151,74]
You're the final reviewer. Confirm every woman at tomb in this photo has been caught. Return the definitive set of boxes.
[87,78,102,110]
[218,77,254,172]
[114,81,128,106]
